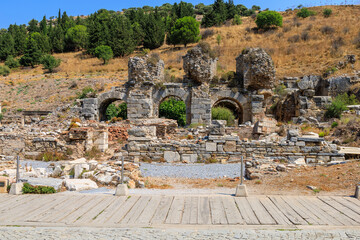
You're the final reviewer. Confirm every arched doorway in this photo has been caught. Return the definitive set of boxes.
[99,98,127,122]
[212,98,243,125]
[158,96,187,126]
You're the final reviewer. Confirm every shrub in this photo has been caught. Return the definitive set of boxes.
[77,87,96,99]
[297,8,316,18]
[255,11,283,29]
[325,93,359,119]
[197,41,217,59]
[201,29,214,40]
[233,14,242,25]
[106,102,127,120]
[320,26,335,35]
[94,45,113,64]
[36,151,65,161]
[331,121,338,128]
[301,31,310,41]
[22,182,56,194]
[0,66,10,76]
[354,32,360,49]
[274,84,287,96]
[159,98,186,126]
[323,8,332,18]
[318,132,325,137]
[331,37,345,52]
[211,107,235,126]
[288,35,300,43]
[0,114,3,121]
[41,54,61,73]
[5,56,20,69]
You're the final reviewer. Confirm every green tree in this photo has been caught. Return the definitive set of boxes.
[20,33,43,67]
[201,0,227,27]
[27,19,39,33]
[94,45,113,64]
[0,32,15,61]
[172,1,194,18]
[0,66,10,76]
[39,16,48,35]
[50,26,65,53]
[106,102,127,120]
[142,11,165,49]
[255,11,283,29]
[252,5,261,11]
[211,107,235,126]
[8,24,27,56]
[325,93,359,118]
[226,0,237,20]
[65,25,88,51]
[31,32,50,53]
[41,54,61,73]
[233,14,242,25]
[168,16,201,47]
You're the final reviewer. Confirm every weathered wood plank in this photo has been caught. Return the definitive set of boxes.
[296,196,342,226]
[189,197,199,224]
[247,197,276,225]
[310,196,356,226]
[197,197,211,225]
[75,196,116,224]
[37,195,86,222]
[137,196,161,225]
[222,197,244,225]
[165,196,184,224]
[106,196,140,224]
[181,196,194,225]
[209,197,227,225]
[91,196,127,224]
[343,197,360,208]
[281,196,325,225]
[318,196,360,225]
[234,197,260,225]
[259,197,292,225]
[63,196,105,224]
[331,197,360,215]
[120,196,151,224]
[0,195,33,212]
[269,196,307,225]
[151,196,173,225]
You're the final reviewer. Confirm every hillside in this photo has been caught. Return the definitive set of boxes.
[0,5,359,112]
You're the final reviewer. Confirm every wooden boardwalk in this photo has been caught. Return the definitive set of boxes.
[0,194,359,227]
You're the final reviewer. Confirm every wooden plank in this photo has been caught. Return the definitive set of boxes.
[0,195,42,221]
[165,196,184,224]
[46,195,95,223]
[197,197,211,225]
[247,197,276,225]
[296,196,342,226]
[344,197,360,208]
[310,197,356,226]
[120,196,151,224]
[181,196,194,225]
[92,196,127,224]
[0,195,33,212]
[189,197,199,224]
[234,197,260,225]
[209,197,227,225]
[76,196,117,224]
[106,196,140,224]
[63,196,105,224]
[281,196,326,225]
[331,197,360,215]
[31,195,84,222]
[151,196,173,225]
[259,197,292,225]
[136,196,161,225]
[222,197,244,225]
[318,196,360,225]
[269,196,307,225]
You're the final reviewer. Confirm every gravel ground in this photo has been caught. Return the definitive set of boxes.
[140,163,243,179]
[0,227,359,240]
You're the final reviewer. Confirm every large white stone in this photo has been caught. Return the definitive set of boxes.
[206,142,217,152]
[64,179,98,191]
[69,158,87,164]
[164,151,180,162]
[182,154,198,163]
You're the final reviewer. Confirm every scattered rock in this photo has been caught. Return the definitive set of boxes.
[64,179,98,191]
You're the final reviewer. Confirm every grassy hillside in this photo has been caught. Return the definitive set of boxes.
[0,5,359,112]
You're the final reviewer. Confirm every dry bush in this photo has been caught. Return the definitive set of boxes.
[282,25,292,32]
[354,32,360,49]
[301,31,311,41]
[320,25,335,35]
[201,29,215,39]
[288,35,300,43]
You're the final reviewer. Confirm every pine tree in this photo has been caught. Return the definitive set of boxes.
[226,0,237,20]
[27,19,39,33]
[40,16,48,35]
[20,33,43,67]
[8,24,27,56]
[0,32,15,60]
[142,10,165,49]
[168,16,200,47]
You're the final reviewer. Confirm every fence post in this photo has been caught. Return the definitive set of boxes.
[235,155,248,197]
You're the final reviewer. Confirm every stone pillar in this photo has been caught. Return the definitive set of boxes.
[127,88,154,120]
[190,87,211,125]
[251,95,265,122]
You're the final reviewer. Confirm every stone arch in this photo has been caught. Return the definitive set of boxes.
[210,90,250,124]
[97,88,127,121]
[153,85,191,124]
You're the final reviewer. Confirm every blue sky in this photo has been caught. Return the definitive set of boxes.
[0,0,358,29]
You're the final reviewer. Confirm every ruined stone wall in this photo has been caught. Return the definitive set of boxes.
[126,134,344,165]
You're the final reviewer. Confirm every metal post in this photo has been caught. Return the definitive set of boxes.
[240,156,244,185]
[121,156,124,184]
[16,156,20,183]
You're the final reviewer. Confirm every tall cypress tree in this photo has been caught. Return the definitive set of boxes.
[40,16,48,35]
[0,32,15,60]
[20,33,43,67]
[226,0,237,20]
[142,10,165,49]
[8,24,27,56]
